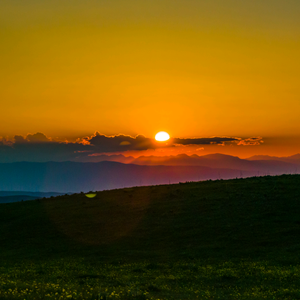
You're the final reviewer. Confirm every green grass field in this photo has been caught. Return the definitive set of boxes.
[1,175,300,299]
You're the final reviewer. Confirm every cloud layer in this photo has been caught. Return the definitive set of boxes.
[173,137,238,145]
[86,133,156,151]
[0,132,263,162]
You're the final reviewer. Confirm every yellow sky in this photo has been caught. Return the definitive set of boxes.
[1,1,300,155]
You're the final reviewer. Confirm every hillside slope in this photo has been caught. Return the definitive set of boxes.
[1,175,300,262]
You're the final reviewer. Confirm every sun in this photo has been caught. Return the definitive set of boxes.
[155,131,170,141]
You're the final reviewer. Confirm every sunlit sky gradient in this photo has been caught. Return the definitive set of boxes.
[1,0,300,158]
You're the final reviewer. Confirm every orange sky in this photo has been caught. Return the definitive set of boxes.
[1,1,300,157]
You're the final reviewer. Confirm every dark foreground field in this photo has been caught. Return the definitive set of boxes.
[1,175,300,299]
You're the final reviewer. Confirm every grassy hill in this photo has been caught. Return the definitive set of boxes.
[1,175,300,299]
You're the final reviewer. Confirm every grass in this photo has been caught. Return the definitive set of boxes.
[1,174,300,299]
[1,259,300,299]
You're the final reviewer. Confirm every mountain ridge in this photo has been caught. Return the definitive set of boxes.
[0,158,298,193]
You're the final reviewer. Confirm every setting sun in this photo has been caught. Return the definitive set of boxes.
[155,131,170,142]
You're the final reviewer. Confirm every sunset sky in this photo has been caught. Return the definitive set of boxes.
[1,0,300,160]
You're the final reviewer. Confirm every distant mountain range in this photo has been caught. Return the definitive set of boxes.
[247,154,300,164]
[75,154,135,163]
[0,153,299,193]
[74,152,300,170]
[0,191,66,197]
[0,191,69,204]
[130,153,299,172]
[0,161,246,193]
[0,195,40,204]
[87,153,300,173]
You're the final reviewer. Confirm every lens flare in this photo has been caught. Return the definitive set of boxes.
[85,193,97,198]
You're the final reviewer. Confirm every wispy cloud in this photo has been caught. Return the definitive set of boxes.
[237,137,264,146]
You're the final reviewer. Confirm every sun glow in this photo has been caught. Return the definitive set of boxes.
[155,131,170,141]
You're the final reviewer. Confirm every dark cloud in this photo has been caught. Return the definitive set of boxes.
[2,141,88,163]
[86,132,157,152]
[14,135,27,144]
[27,132,51,143]
[0,133,88,162]
[14,132,51,144]
[173,137,238,145]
